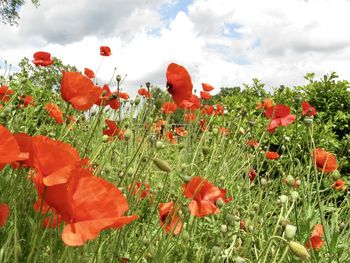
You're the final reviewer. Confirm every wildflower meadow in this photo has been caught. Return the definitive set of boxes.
[0,48,349,263]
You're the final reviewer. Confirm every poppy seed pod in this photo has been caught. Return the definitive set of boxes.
[304,117,313,126]
[116,75,122,82]
[153,158,171,173]
[124,129,133,141]
[289,241,310,260]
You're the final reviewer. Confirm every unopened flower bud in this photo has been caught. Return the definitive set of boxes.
[284,224,297,240]
[116,74,122,82]
[124,129,133,141]
[102,135,109,142]
[156,141,164,149]
[304,117,313,126]
[289,241,310,261]
[216,198,225,208]
[290,191,299,200]
[279,195,288,204]
[221,224,228,233]
[152,158,171,173]
[285,175,295,187]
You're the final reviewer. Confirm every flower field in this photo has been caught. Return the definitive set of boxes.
[0,48,349,263]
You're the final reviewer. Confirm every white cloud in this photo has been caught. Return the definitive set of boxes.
[1,0,350,96]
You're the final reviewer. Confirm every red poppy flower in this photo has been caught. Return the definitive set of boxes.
[306,224,324,251]
[202,83,214,92]
[19,95,35,108]
[332,179,346,191]
[215,188,233,204]
[164,131,176,144]
[115,91,129,100]
[184,113,196,122]
[175,127,187,137]
[100,46,111,56]
[200,91,212,100]
[0,125,29,170]
[219,127,230,135]
[182,176,222,217]
[302,101,317,116]
[180,94,201,111]
[159,202,183,235]
[61,72,102,111]
[45,103,64,124]
[84,68,95,79]
[215,104,224,116]
[265,104,296,133]
[166,63,193,107]
[311,148,337,174]
[0,85,14,102]
[198,118,207,131]
[247,169,257,182]
[32,51,54,66]
[13,133,34,168]
[138,88,151,98]
[95,85,119,110]
[0,204,10,227]
[161,102,177,114]
[265,151,280,160]
[155,119,166,133]
[202,105,214,115]
[130,181,150,200]
[103,120,120,137]
[257,98,273,110]
[246,140,259,148]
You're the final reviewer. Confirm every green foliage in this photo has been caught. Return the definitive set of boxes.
[0,0,40,25]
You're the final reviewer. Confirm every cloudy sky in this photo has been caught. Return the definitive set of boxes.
[1,0,350,95]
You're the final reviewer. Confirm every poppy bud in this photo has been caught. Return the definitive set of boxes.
[156,141,164,149]
[278,195,288,204]
[284,224,297,240]
[226,214,235,225]
[102,90,107,96]
[212,128,218,135]
[202,146,210,156]
[289,241,310,260]
[285,175,295,187]
[260,178,268,186]
[135,96,140,105]
[221,224,228,233]
[124,129,133,141]
[290,191,299,201]
[331,170,341,180]
[180,175,191,182]
[304,117,313,126]
[116,75,122,82]
[216,198,225,208]
[152,158,171,173]
[145,82,151,88]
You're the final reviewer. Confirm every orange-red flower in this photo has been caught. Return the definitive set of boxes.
[32,51,54,66]
[61,72,102,111]
[0,85,14,102]
[100,46,111,56]
[103,120,120,137]
[184,113,196,122]
[198,118,207,131]
[306,224,324,251]
[202,83,214,92]
[95,84,120,110]
[246,140,259,148]
[84,68,95,78]
[0,204,10,227]
[18,95,35,108]
[130,181,150,200]
[332,179,346,191]
[182,176,223,217]
[161,102,177,114]
[265,104,296,133]
[45,103,64,124]
[159,202,183,235]
[180,94,201,110]
[200,91,212,100]
[13,133,34,168]
[311,148,337,174]
[202,105,214,115]
[115,91,129,100]
[302,101,317,117]
[138,88,151,98]
[219,127,230,135]
[175,127,187,137]
[247,169,257,182]
[215,104,224,116]
[257,98,274,110]
[0,125,29,170]
[164,131,176,144]
[166,63,193,107]
[265,151,280,160]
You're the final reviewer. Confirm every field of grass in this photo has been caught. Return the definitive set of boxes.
[0,52,349,263]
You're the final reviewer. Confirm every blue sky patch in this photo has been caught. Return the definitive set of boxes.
[223,23,242,39]
[160,0,193,20]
